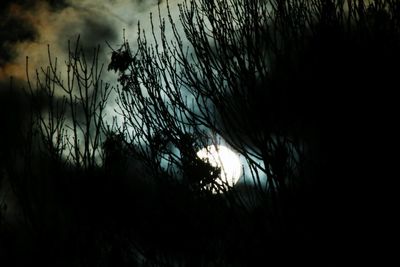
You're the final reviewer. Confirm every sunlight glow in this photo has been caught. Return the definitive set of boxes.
[197,145,242,188]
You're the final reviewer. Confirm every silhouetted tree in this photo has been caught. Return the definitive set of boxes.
[1,37,121,266]
[109,0,311,196]
[108,0,400,265]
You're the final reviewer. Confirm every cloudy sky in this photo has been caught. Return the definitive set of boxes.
[0,0,186,173]
[0,0,181,83]
[0,0,188,229]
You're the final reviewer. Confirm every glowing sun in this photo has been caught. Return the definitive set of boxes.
[196,145,242,188]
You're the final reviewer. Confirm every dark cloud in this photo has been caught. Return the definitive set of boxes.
[0,9,36,66]
[67,16,119,48]
[0,0,67,10]
[0,0,69,67]
[135,0,163,5]
[0,0,35,9]
[46,0,69,10]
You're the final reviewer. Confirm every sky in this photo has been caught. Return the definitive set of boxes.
[0,0,186,130]
[0,0,275,189]
[0,0,263,230]
[0,0,374,79]
[0,0,274,192]
[0,0,182,162]
[0,0,189,233]
[0,0,178,82]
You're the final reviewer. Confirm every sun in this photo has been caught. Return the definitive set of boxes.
[196,145,242,188]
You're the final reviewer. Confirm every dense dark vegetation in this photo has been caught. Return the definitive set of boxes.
[1,0,397,266]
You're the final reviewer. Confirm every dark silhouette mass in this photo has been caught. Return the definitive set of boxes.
[1,0,396,266]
